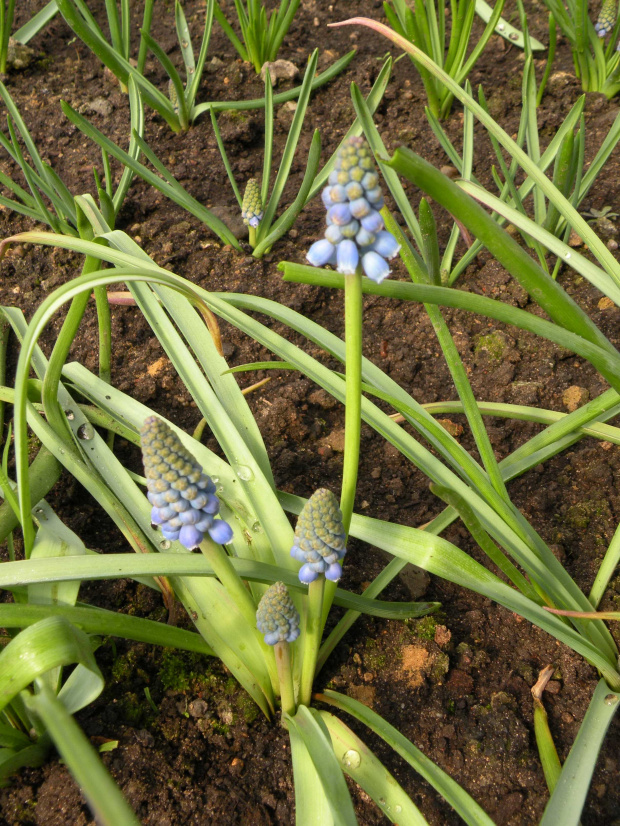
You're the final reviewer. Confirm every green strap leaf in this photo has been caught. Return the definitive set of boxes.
[0,617,103,715]
[285,706,357,826]
[25,686,140,826]
[318,691,495,826]
[318,711,429,824]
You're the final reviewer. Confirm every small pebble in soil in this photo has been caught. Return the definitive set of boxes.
[562,385,589,412]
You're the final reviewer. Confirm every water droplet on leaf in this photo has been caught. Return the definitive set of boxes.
[160,539,171,550]
[342,749,361,768]
[605,693,618,705]
[236,465,254,482]
[65,409,75,420]
[77,423,94,441]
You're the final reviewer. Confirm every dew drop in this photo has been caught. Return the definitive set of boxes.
[342,749,361,769]
[379,798,386,807]
[211,476,219,484]
[605,693,618,705]
[509,32,519,40]
[65,409,75,421]
[394,805,402,814]
[77,423,94,441]
[59,449,65,455]
[188,66,195,73]
[105,395,111,400]
[181,40,188,48]
[160,539,171,550]
[236,465,254,482]
[251,521,263,533]
[498,23,505,30]
[565,252,571,259]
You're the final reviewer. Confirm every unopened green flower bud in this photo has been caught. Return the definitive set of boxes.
[596,0,616,35]
[168,80,179,114]
[242,178,263,228]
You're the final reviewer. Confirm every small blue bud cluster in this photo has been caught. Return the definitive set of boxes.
[256,581,300,646]
[595,0,616,36]
[140,416,233,550]
[307,136,400,283]
[241,178,263,228]
[290,488,347,584]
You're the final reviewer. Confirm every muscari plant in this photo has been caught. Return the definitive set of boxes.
[55,0,212,131]
[55,0,354,132]
[0,81,142,236]
[214,0,301,73]
[421,29,620,280]
[383,0,508,118]
[541,0,620,96]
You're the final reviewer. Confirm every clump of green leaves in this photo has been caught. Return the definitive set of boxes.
[214,0,301,73]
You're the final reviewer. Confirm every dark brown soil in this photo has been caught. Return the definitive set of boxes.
[1,0,620,824]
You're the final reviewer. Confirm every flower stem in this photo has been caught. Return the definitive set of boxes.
[319,268,363,630]
[299,577,324,707]
[341,267,363,535]
[275,641,296,717]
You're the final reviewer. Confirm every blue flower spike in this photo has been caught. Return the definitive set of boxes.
[308,136,400,284]
[241,178,264,229]
[256,582,301,646]
[140,416,233,550]
[290,488,347,584]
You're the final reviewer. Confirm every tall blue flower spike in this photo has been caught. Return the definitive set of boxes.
[140,416,234,550]
[241,178,264,228]
[307,136,400,283]
[256,582,301,645]
[290,488,347,584]
[596,0,616,36]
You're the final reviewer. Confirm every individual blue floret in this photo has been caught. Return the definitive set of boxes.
[256,581,301,646]
[290,488,347,584]
[307,137,400,284]
[140,416,233,550]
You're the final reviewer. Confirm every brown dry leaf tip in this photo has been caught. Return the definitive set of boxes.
[531,664,556,701]
[103,291,136,305]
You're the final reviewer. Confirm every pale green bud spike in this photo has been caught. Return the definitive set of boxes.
[241,178,263,228]
[596,0,617,35]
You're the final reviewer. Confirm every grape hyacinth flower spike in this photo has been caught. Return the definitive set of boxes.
[291,488,347,584]
[241,178,264,229]
[307,136,400,283]
[257,582,299,715]
[596,0,616,36]
[256,582,301,646]
[140,416,233,550]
